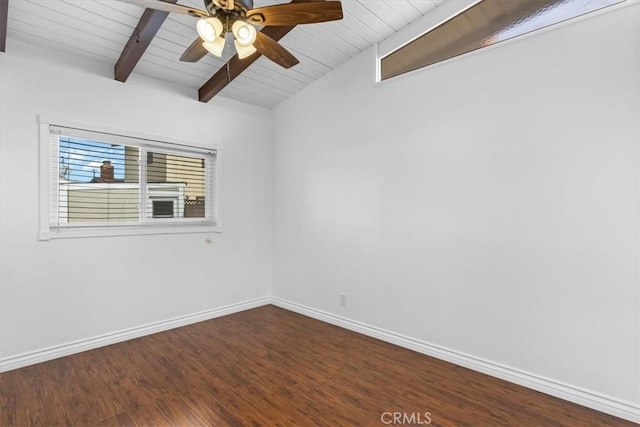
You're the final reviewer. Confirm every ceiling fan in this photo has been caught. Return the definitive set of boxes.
[122,0,343,69]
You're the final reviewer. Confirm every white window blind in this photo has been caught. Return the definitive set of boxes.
[41,121,218,239]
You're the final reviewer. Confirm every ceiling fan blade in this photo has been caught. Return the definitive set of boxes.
[180,38,209,62]
[246,1,343,26]
[253,32,299,69]
[120,0,208,17]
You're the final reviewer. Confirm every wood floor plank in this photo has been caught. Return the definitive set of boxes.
[124,393,209,427]
[0,305,634,426]
[8,366,49,426]
[95,411,137,427]
[179,390,245,427]
[0,372,17,427]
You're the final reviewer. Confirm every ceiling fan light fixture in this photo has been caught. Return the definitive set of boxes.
[197,17,223,43]
[234,39,257,59]
[203,37,226,57]
[232,20,257,47]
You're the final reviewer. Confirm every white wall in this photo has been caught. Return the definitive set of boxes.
[0,42,272,360]
[273,3,640,409]
[1,2,639,419]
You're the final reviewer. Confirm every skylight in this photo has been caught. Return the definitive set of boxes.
[380,0,625,81]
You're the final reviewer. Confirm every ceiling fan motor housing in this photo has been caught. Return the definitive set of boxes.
[204,0,254,14]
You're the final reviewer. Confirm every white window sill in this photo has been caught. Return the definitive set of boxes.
[38,223,222,241]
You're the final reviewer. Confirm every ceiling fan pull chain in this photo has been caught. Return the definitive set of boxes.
[227,62,231,84]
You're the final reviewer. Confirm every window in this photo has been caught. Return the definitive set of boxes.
[379,0,624,81]
[152,200,175,218]
[39,117,219,239]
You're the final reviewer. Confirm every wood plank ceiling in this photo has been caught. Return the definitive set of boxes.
[4,0,444,108]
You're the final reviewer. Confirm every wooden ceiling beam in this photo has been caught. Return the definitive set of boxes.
[114,0,177,82]
[198,25,296,103]
[0,0,8,52]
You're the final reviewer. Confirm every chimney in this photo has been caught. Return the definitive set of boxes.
[100,160,114,182]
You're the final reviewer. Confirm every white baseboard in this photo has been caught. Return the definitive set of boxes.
[0,297,271,373]
[271,297,640,424]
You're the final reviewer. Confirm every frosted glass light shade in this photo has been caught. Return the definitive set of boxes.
[232,21,257,47]
[197,17,223,43]
[234,40,257,59]
[203,37,225,57]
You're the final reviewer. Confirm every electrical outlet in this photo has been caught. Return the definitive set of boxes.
[340,293,347,307]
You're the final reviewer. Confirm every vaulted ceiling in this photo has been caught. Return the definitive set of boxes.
[2,0,445,108]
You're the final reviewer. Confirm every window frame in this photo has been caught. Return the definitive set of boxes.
[38,115,222,240]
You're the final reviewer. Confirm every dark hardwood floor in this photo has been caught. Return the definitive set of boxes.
[0,305,634,426]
